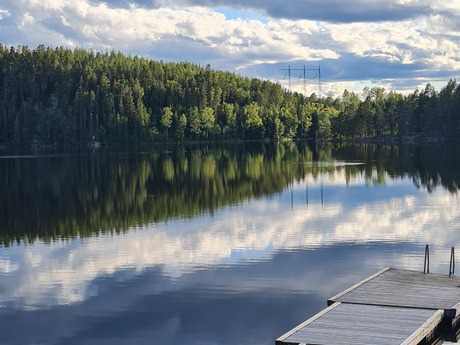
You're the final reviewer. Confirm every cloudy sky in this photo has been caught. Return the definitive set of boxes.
[0,0,459,96]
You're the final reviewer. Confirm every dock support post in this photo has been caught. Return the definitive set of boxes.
[450,247,455,277]
[424,244,430,274]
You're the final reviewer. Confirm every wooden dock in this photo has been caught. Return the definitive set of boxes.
[276,268,460,345]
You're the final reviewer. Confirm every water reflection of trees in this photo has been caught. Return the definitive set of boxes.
[331,143,460,193]
[1,142,459,246]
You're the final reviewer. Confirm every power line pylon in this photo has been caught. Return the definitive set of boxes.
[282,65,321,95]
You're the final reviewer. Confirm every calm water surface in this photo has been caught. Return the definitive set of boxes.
[1,142,460,344]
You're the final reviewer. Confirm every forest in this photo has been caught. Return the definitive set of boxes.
[1,44,460,147]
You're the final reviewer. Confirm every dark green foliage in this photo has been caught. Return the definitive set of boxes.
[0,44,317,146]
[333,83,460,141]
[0,44,459,146]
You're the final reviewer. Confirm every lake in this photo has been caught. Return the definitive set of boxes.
[1,142,460,345]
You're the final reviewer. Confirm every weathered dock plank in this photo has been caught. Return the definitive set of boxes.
[276,302,443,345]
[277,268,460,345]
[328,268,460,317]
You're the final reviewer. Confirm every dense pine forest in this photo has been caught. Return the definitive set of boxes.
[1,44,460,147]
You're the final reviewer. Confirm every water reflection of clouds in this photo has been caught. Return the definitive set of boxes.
[0,257,18,273]
[1,170,460,309]
[0,245,417,344]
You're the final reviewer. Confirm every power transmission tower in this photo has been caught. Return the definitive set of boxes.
[282,65,321,95]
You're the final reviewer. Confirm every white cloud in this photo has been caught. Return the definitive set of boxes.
[0,9,11,20]
[1,0,460,95]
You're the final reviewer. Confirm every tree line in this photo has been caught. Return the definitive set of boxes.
[1,44,459,147]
